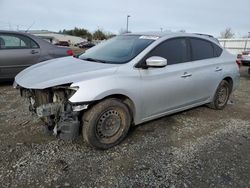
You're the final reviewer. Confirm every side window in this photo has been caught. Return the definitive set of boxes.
[30,39,39,48]
[190,38,214,61]
[213,43,223,57]
[0,34,39,49]
[147,38,189,65]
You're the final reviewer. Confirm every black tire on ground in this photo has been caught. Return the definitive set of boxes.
[82,98,131,149]
[207,80,231,110]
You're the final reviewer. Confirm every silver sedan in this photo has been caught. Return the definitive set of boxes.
[14,32,240,149]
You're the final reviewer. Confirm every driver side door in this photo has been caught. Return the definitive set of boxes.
[138,38,198,121]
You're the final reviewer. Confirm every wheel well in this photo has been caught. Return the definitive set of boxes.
[223,77,233,93]
[102,94,136,123]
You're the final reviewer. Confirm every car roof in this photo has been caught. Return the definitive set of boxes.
[125,31,173,37]
[0,30,40,40]
[124,31,220,45]
[0,30,31,35]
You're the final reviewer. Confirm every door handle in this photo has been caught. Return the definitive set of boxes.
[215,67,223,72]
[31,50,39,54]
[181,72,192,78]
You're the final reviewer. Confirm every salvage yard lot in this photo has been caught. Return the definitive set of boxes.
[0,67,250,187]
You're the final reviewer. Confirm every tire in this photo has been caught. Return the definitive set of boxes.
[207,80,231,110]
[82,98,131,149]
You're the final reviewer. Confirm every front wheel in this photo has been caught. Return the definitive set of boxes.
[207,80,231,110]
[82,99,131,149]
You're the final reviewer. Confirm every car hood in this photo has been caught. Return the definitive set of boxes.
[15,56,120,89]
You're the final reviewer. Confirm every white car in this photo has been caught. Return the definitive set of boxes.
[14,32,240,149]
[241,50,250,66]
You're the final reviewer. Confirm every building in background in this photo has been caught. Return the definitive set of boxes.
[26,30,87,46]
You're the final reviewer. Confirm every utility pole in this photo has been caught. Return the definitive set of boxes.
[126,15,131,33]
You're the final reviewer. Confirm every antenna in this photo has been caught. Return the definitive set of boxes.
[25,21,35,32]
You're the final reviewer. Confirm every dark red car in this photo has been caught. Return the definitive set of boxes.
[55,41,70,47]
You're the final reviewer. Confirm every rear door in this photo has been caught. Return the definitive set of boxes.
[0,33,41,79]
[187,37,223,100]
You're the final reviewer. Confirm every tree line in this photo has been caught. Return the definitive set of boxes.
[59,27,247,40]
[59,27,115,41]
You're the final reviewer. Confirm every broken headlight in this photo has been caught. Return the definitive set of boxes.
[52,86,79,103]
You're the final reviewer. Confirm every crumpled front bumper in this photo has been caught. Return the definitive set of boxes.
[36,103,63,118]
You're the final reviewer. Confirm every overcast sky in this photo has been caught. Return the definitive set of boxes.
[0,0,249,37]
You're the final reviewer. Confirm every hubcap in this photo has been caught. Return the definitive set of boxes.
[217,85,228,106]
[96,110,121,139]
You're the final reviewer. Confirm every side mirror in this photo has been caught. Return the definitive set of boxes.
[145,56,167,68]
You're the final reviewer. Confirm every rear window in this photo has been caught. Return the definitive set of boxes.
[190,38,214,61]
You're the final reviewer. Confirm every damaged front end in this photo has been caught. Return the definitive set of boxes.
[18,84,87,140]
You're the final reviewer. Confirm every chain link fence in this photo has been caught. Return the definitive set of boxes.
[219,38,250,55]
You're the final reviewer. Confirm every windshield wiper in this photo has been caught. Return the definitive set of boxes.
[81,57,107,63]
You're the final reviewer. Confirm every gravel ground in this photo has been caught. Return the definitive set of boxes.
[0,67,249,188]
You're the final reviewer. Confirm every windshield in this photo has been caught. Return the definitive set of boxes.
[79,35,155,64]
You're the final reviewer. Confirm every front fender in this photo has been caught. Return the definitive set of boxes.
[68,77,137,104]
[68,69,143,124]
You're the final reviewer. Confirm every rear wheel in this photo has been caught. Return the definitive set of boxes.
[82,99,131,149]
[207,80,231,110]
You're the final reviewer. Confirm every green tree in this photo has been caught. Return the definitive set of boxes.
[62,27,92,40]
[93,29,107,40]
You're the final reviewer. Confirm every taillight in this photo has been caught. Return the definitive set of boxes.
[67,50,74,56]
[236,59,241,68]
[242,51,249,55]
